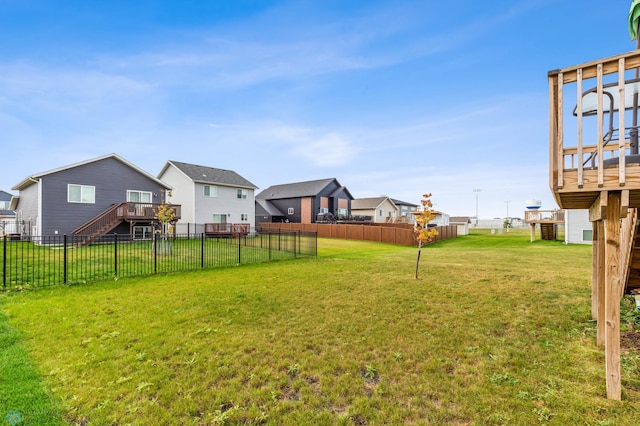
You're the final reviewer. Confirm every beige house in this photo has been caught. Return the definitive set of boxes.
[351,197,398,223]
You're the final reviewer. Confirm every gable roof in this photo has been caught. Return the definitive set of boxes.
[12,153,170,191]
[352,197,397,210]
[160,160,257,189]
[256,177,352,200]
[390,198,418,208]
[450,216,471,224]
[0,190,13,202]
[255,199,285,217]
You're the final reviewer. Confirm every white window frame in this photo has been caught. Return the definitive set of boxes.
[319,207,329,214]
[237,189,248,199]
[287,207,294,215]
[241,213,248,221]
[68,184,95,204]
[338,208,347,216]
[127,190,152,203]
[212,213,227,224]
[582,229,593,242]
[133,225,153,240]
[204,185,217,197]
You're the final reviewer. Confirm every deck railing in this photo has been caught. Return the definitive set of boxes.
[549,50,640,209]
[524,210,565,224]
[72,202,182,236]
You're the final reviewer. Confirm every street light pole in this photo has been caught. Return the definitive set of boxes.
[473,189,481,227]
[505,200,511,232]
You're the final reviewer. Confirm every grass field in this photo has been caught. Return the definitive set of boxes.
[1,231,639,425]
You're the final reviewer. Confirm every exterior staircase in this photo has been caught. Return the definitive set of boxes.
[625,209,640,295]
[72,203,125,246]
[71,202,182,246]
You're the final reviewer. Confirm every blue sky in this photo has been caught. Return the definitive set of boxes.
[0,1,635,218]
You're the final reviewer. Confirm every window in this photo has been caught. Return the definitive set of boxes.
[237,189,247,199]
[287,208,294,215]
[241,213,248,221]
[212,214,227,224]
[319,207,329,214]
[127,190,152,203]
[338,208,347,215]
[379,209,383,217]
[0,201,9,210]
[68,184,95,204]
[204,185,217,197]
[582,229,593,242]
[133,226,153,240]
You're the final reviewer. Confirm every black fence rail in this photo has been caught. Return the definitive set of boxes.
[1,229,317,290]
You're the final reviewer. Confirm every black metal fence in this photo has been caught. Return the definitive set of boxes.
[1,229,317,290]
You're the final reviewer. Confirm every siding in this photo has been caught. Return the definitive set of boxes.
[160,165,195,222]
[40,157,166,235]
[15,182,39,234]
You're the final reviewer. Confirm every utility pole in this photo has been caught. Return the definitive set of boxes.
[473,189,481,227]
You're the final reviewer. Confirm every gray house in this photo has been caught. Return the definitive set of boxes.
[11,153,178,239]
[256,178,353,224]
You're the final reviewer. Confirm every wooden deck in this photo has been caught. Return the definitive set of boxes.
[204,223,250,238]
[549,50,640,209]
[549,49,640,400]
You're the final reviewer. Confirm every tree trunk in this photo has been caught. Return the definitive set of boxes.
[415,246,422,279]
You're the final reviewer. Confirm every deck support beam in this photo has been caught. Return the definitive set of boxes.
[599,191,622,400]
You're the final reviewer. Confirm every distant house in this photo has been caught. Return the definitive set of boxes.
[450,216,471,236]
[256,178,353,224]
[10,153,177,239]
[351,197,398,223]
[564,209,592,245]
[430,211,450,226]
[390,198,418,224]
[157,160,258,232]
[0,190,17,235]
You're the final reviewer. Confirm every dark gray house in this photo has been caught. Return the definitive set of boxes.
[11,153,178,239]
[255,178,353,224]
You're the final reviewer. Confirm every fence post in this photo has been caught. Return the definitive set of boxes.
[153,232,157,274]
[268,232,272,261]
[294,231,297,258]
[2,235,6,289]
[63,234,68,284]
[238,236,241,264]
[201,233,204,268]
[114,234,118,278]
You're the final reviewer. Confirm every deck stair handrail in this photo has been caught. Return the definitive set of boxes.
[72,203,123,236]
[72,202,182,246]
[622,208,639,297]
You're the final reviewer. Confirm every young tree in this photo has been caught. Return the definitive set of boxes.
[413,193,438,279]
[153,190,176,255]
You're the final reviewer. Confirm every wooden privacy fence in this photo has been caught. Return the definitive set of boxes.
[258,223,457,246]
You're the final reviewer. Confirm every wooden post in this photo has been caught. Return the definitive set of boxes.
[591,220,601,321]
[604,191,622,400]
[530,223,536,242]
[596,219,605,346]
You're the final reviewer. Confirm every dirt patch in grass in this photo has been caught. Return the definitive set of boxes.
[622,331,640,350]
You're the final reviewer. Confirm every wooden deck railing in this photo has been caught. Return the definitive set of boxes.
[204,223,250,237]
[549,50,640,209]
[73,202,182,236]
[524,209,565,224]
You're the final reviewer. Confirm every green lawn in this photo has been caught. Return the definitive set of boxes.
[1,232,639,425]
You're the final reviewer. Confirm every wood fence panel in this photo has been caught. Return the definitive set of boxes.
[257,223,456,246]
[345,225,365,241]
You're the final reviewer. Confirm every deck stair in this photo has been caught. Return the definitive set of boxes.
[70,202,182,246]
[624,208,640,295]
[72,203,125,246]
